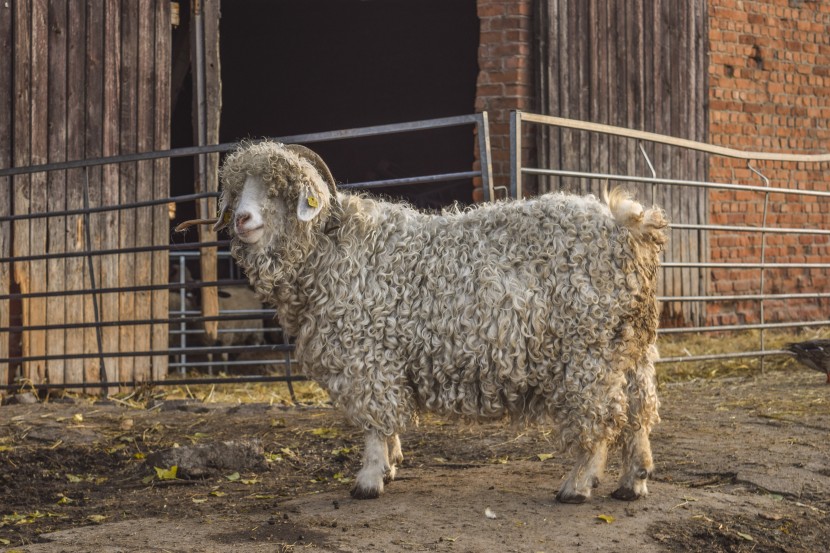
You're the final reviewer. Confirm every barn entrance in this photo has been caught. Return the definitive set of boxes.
[171,0,480,214]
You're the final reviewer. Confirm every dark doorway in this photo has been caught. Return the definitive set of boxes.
[218,0,480,208]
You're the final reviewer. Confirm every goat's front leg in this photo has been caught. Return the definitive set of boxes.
[351,430,391,499]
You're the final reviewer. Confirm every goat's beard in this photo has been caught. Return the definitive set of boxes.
[230,234,306,306]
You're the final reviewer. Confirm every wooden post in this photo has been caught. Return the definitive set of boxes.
[85,0,105,391]
[101,0,121,392]
[46,0,68,386]
[65,0,87,385]
[152,0,172,380]
[192,0,221,345]
[25,0,49,384]
[0,0,12,389]
[132,0,155,383]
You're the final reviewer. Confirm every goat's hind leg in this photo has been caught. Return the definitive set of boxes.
[352,430,392,499]
[385,434,403,483]
[556,439,609,504]
[612,349,660,501]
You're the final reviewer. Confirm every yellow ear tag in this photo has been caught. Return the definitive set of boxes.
[223,211,232,225]
[307,196,319,208]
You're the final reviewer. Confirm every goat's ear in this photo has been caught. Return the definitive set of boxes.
[297,186,324,222]
[213,203,231,231]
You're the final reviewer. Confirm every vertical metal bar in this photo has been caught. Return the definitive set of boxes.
[510,110,522,199]
[638,142,657,206]
[283,334,296,403]
[748,161,771,372]
[476,112,494,202]
[177,254,187,376]
[82,168,107,390]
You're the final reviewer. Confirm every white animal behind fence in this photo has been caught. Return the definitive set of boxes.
[180,140,668,503]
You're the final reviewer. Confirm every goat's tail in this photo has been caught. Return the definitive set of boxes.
[603,185,668,252]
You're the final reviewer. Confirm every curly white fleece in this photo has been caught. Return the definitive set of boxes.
[219,141,666,456]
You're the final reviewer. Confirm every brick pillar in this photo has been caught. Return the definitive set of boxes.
[474,0,535,201]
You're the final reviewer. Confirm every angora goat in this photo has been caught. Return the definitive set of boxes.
[211,141,667,503]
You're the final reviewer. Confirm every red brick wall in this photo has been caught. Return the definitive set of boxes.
[707,0,830,325]
[474,0,534,201]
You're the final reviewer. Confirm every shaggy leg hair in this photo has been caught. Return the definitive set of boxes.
[352,431,393,499]
[612,347,660,500]
[556,440,609,503]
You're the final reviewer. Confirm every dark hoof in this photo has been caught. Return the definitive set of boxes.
[350,486,381,500]
[556,491,589,504]
[611,487,641,501]
[592,477,601,489]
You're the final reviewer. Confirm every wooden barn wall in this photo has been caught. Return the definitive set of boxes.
[1,0,171,388]
[535,0,709,326]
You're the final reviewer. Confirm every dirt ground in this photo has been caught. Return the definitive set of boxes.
[1,367,828,553]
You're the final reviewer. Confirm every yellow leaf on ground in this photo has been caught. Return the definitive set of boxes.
[154,466,178,481]
[596,514,615,524]
[536,453,554,462]
[310,427,339,439]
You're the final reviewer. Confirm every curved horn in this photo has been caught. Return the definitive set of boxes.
[284,144,338,197]
[284,144,342,234]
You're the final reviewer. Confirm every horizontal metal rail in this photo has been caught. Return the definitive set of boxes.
[0,278,248,302]
[0,344,292,366]
[0,191,218,223]
[523,167,830,199]
[657,349,790,364]
[0,374,309,392]
[514,112,830,163]
[0,311,275,335]
[659,319,830,334]
[0,240,230,265]
[659,292,830,302]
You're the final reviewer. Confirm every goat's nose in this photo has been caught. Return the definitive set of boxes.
[235,212,251,227]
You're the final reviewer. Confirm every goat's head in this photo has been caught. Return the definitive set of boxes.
[216,141,341,248]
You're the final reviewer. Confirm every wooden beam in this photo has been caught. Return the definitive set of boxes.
[28,0,49,383]
[0,0,13,389]
[13,0,32,385]
[101,0,121,392]
[46,0,68,385]
[152,0,171,380]
[65,0,87,384]
[85,0,105,391]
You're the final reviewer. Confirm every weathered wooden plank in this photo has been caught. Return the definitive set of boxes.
[560,0,578,192]
[28,0,49,384]
[100,0,121,391]
[152,0,171,380]
[65,0,86,384]
[13,0,32,385]
[196,0,222,345]
[133,0,155,382]
[46,0,68,385]
[532,1,548,192]
[0,0,14,388]
[85,0,105,390]
[118,0,139,385]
